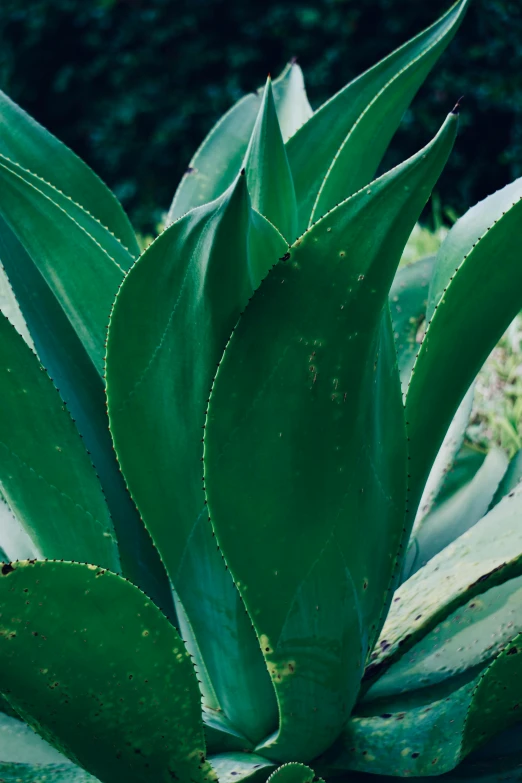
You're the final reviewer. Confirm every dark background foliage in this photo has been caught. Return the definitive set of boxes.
[0,0,520,232]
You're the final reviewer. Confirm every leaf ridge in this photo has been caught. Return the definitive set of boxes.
[309,1,466,226]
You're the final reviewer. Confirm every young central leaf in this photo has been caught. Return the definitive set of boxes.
[203,114,457,763]
[244,78,298,244]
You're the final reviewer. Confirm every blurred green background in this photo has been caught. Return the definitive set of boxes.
[0,0,520,232]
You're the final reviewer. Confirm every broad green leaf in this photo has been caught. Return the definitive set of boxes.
[363,573,522,704]
[406,177,522,518]
[404,447,508,578]
[268,764,321,783]
[317,724,522,782]
[0,155,134,269]
[389,255,435,397]
[0,158,123,376]
[244,78,297,242]
[0,313,119,570]
[0,560,212,783]
[168,63,312,223]
[287,0,469,232]
[204,116,456,762]
[0,186,173,614]
[107,175,286,744]
[321,632,522,777]
[0,90,139,256]
[366,484,522,684]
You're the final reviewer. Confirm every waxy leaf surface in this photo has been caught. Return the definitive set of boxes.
[287,0,469,232]
[168,63,312,224]
[204,116,456,761]
[0,91,138,255]
[0,313,119,570]
[107,175,286,744]
[406,177,522,516]
[244,79,297,242]
[0,561,211,783]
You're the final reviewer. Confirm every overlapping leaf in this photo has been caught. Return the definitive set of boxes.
[406,177,522,517]
[0,158,172,612]
[286,0,469,232]
[267,763,321,783]
[389,255,434,397]
[203,115,456,761]
[0,560,211,783]
[0,90,139,255]
[244,79,297,242]
[168,63,312,223]
[0,312,119,570]
[404,447,507,579]
[320,633,522,777]
[107,174,286,744]
[367,483,522,682]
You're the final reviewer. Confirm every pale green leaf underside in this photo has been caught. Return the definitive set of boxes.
[368,484,522,680]
[406,177,522,517]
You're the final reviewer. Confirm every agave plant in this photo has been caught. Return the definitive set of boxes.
[1,0,522,781]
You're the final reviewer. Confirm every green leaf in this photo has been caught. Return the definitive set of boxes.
[389,255,434,397]
[0,90,139,256]
[244,78,297,242]
[317,724,522,782]
[203,115,456,762]
[168,63,312,223]
[320,631,522,777]
[107,174,286,744]
[366,483,522,685]
[0,181,173,614]
[363,572,522,705]
[272,64,313,141]
[202,711,249,754]
[0,714,97,783]
[0,155,134,270]
[406,177,522,518]
[0,158,123,376]
[267,763,321,783]
[209,754,274,783]
[0,312,119,570]
[404,447,508,578]
[0,560,212,783]
[287,0,469,232]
